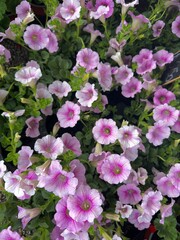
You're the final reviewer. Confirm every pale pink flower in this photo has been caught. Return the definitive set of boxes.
[0,160,7,178]
[54,196,86,233]
[122,145,139,162]
[18,206,41,229]
[76,83,98,107]
[116,0,139,15]
[48,80,71,99]
[109,38,127,52]
[153,88,176,106]
[141,191,163,216]
[0,44,11,62]
[83,23,104,45]
[152,20,165,37]
[128,209,151,230]
[67,185,103,223]
[124,169,138,185]
[0,226,23,240]
[132,49,153,64]
[90,5,109,21]
[156,176,179,198]
[16,0,31,20]
[117,183,142,205]
[121,77,142,98]
[128,11,149,32]
[114,65,133,85]
[97,62,112,91]
[61,230,89,240]
[153,50,174,67]
[60,0,81,23]
[137,167,148,185]
[45,29,58,53]
[18,146,33,171]
[15,66,42,86]
[25,116,42,138]
[70,159,86,186]
[57,101,80,128]
[153,104,179,126]
[38,160,78,197]
[99,154,131,184]
[24,24,49,50]
[1,109,25,118]
[172,111,180,133]
[136,59,156,75]
[115,201,133,219]
[172,15,180,38]
[142,73,157,92]
[146,121,171,146]
[76,48,99,72]
[168,163,180,191]
[118,125,140,149]
[62,133,82,156]
[92,118,119,145]
[160,199,175,224]
[34,135,64,160]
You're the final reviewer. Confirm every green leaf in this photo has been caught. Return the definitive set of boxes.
[37,98,52,109]
[154,215,178,240]
[5,152,19,165]
[0,0,7,21]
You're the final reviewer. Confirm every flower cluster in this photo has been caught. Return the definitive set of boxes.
[0,0,179,239]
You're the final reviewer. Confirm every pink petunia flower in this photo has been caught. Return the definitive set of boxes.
[153,87,176,106]
[132,49,153,64]
[24,24,49,50]
[96,62,112,91]
[76,48,99,72]
[0,44,11,62]
[95,0,114,18]
[76,83,98,107]
[18,146,33,171]
[18,206,41,229]
[171,15,180,38]
[38,160,78,197]
[115,201,133,219]
[118,125,141,149]
[92,118,119,145]
[114,65,133,85]
[57,101,80,128]
[99,154,131,184]
[117,183,142,205]
[167,163,180,191]
[61,229,89,240]
[142,73,157,92]
[137,167,148,185]
[146,121,171,146]
[67,185,103,223]
[116,0,139,15]
[121,77,142,98]
[60,0,81,23]
[90,5,109,22]
[141,191,163,216]
[152,20,165,37]
[25,116,42,138]
[153,103,179,126]
[62,133,82,156]
[34,135,64,160]
[0,160,7,178]
[0,226,23,240]
[128,11,149,32]
[136,59,156,75]
[45,29,59,53]
[16,0,31,20]
[109,38,127,52]
[128,209,151,230]
[171,111,180,133]
[54,196,86,233]
[48,80,72,99]
[70,159,86,186]
[156,176,179,198]
[83,23,104,45]
[153,50,174,67]
[160,199,175,224]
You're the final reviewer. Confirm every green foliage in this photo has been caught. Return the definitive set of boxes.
[0,0,7,22]
[154,216,178,240]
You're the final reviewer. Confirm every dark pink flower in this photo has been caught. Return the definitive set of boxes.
[121,77,142,98]
[152,20,165,37]
[153,50,174,67]
[57,101,80,128]
[172,15,180,38]
[153,87,176,106]
[92,118,119,145]
[0,227,23,240]
[117,183,142,205]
